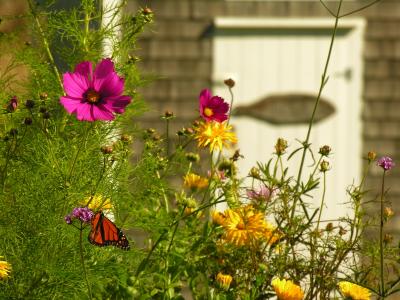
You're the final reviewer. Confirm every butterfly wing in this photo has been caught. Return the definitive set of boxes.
[88,212,130,250]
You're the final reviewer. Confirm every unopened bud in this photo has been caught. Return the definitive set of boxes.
[42,111,51,119]
[224,78,235,88]
[325,222,334,232]
[275,138,288,155]
[39,92,48,100]
[384,207,394,219]
[120,134,132,143]
[25,99,35,109]
[24,117,32,125]
[185,152,200,163]
[101,146,113,154]
[146,128,155,135]
[339,226,347,236]
[164,110,174,118]
[39,107,47,113]
[249,167,260,179]
[184,128,194,135]
[320,160,330,172]
[367,151,376,162]
[319,145,331,156]
[9,128,18,136]
[142,7,153,15]
[384,234,393,244]
[192,120,201,127]
[7,96,18,113]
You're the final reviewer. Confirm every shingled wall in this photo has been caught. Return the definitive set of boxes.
[129,0,400,234]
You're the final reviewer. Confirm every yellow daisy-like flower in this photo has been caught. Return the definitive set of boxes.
[272,278,304,300]
[183,173,209,191]
[212,211,226,226]
[194,121,237,152]
[216,272,233,290]
[338,281,371,300]
[222,206,270,247]
[0,257,11,280]
[82,195,113,211]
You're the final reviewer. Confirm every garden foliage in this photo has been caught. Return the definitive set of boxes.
[0,0,398,299]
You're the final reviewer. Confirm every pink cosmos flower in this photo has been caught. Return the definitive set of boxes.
[199,89,229,123]
[60,58,131,121]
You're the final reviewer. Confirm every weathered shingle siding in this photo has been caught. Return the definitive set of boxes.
[129,0,400,232]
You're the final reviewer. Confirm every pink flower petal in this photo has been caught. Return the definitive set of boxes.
[63,73,87,98]
[76,103,95,121]
[94,74,124,98]
[60,96,82,114]
[94,58,115,79]
[103,95,131,113]
[92,105,115,121]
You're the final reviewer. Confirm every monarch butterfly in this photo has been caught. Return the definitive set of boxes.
[88,211,130,250]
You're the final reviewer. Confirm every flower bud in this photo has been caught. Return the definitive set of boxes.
[192,120,201,127]
[101,146,113,154]
[224,78,235,88]
[367,151,376,162]
[164,110,174,119]
[275,138,288,155]
[319,145,331,156]
[120,134,132,143]
[24,117,32,125]
[384,207,394,220]
[185,152,200,163]
[7,96,18,113]
[146,128,155,135]
[339,226,347,236]
[184,128,194,135]
[39,92,48,100]
[325,222,334,232]
[384,234,393,245]
[39,107,47,113]
[320,160,330,172]
[9,128,18,136]
[25,99,35,109]
[249,167,260,179]
[142,7,153,15]
[42,111,51,119]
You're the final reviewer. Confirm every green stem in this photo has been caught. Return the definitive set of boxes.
[27,0,63,91]
[316,171,327,231]
[291,0,343,220]
[79,224,92,300]
[380,170,386,298]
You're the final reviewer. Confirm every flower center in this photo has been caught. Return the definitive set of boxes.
[204,107,214,117]
[86,89,101,104]
[237,221,246,230]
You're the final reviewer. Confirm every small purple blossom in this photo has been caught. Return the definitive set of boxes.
[246,186,272,202]
[377,156,395,171]
[64,207,94,224]
[64,214,72,224]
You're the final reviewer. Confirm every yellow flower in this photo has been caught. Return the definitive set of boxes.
[212,211,226,226]
[216,272,232,290]
[338,281,371,300]
[222,206,269,247]
[194,121,237,152]
[272,278,304,300]
[0,257,11,280]
[183,173,209,191]
[82,195,113,211]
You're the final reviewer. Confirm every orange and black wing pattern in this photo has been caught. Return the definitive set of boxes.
[88,212,130,250]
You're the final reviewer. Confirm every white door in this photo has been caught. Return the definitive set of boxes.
[213,18,365,221]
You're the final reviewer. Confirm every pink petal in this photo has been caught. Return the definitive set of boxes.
[199,89,211,108]
[60,96,82,114]
[94,58,115,79]
[94,74,124,98]
[63,73,88,98]
[93,105,115,121]
[76,103,95,122]
[74,61,93,81]
[103,95,131,114]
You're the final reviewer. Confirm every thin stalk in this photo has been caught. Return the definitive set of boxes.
[379,170,386,298]
[166,205,186,255]
[83,7,90,53]
[166,118,170,156]
[291,0,343,220]
[316,171,327,231]
[27,0,63,90]
[79,224,92,300]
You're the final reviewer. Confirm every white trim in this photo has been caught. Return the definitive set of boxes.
[214,17,366,30]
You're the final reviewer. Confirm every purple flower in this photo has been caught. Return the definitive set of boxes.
[199,89,229,123]
[72,207,94,223]
[246,186,272,202]
[377,156,395,171]
[60,58,131,121]
[64,214,72,224]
